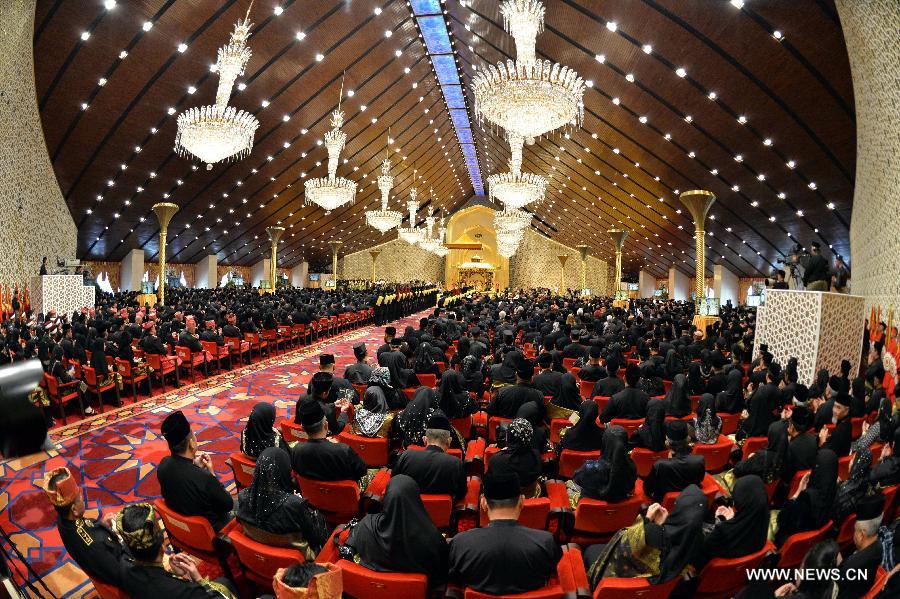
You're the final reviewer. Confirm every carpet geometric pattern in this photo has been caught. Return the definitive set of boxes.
[0,312,427,598]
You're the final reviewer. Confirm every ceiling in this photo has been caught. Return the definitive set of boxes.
[34,0,855,277]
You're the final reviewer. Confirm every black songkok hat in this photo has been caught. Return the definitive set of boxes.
[319,353,335,367]
[161,410,191,448]
[297,400,326,427]
[829,375,843,391]
[516,359,534,380]
[790,405,810,431]
[353,343,366,360]
[537,353,553,368]
[833,392,852,408]
[385,326,396,336]
[483,470,521,501]
[589,345,603,359]
[426,413,451,431]
[666,419,688,441]
[310,372,333,394]
[855,493,884,521]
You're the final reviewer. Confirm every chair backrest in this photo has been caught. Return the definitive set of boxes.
[338,559,427,599]
[176,346,193,361]
[43,373,60,396]
[720,412,741,435]
[145,353,163,369]
[228,452,257,489]
[201,341,219,355]
[778,520,832,568]
[692,436,734,472]
[592,576,678,599]
[152,498,216,554]
[417,373,437,388]
[295,476,360,516]
[788,469,812,497]
[574,494,644,537]
[861,567,888,599]
[88,575,130,599]
[82,365,98,385]
[228,528,304,584]
[245,332,260,343]
[562,357,577,372]
[661,475,720,513]
[696,541,775,595]
[592,396,611,412]
[280,420,307,443]
[487,416,514,442]
[609,418,643,435]
[579,379,594,400]
[558,449,601,479]
[837,454,852,481]
[465,584,563,599]
[224,336,241,350]
[419,494,453,528]
[479,497,551,529]
[336,431,390,467]
[741,436,769,461]
[114,358,133,377]
[851,417,864,439]
[631,448,669,478]
[262,329,278,341]
[837,514,857,549]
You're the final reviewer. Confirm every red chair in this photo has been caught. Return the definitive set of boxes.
[837,514,857,550]
[592,576,678,599]
[861,567,888,599]
[609,418,643,435]
[479,497,551,530]
[689,395,702,413]
[278,324,297,348]
[420,494,454,528]
[262,329,285,356]
[592,396,611,412]
[558,450,600,479]
[579,379,595,400]
[145,353,180,391]
[292,323,311,346]
[695,541,776,598]
[562,357,577,372]
[82,365,121,413]
[336,431,390,467]
[152,498,233,566]
[777,520,832,569]
[295,476,360,523]
[417,373,438,388]
[787,469,812,497]
[43,373,84,422]
[631,448,669,478]
[436,361,447,374]
[88,575,129,599]
[462,544,585,599]
[851,417,864,439]
[201,341,232,374]
[115,358,148,403]
[227,452,257,490]
[280,420,307,444]
[224,336,251,365]
[487,415,514,442]
[244,332,269,361]
[741,436,768,461]
[660,475,723,512]
[569,493,646,545]
[337,559,427,599]
[228,527,304,590]
[176,345,208,383]
[719,412,740,435]
[451,415,473,438]
[837,454,852,481]
[692,435,735,473]
[662,379,673,394]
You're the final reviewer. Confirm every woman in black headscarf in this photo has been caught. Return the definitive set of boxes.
[460,354,485,399]
[490,350,520,387]
[380,349,416,390]
[687,362,705,395]
[739,380,774,440]
[853,395,895,454]
[353,369,395,439]
[236,447,328,560]
[808,368,830,400]
[664,374,691,417]
[365,366,403,411]
[716,368,744,414]
[696,475,769,569]
[585,484,707,587]
[438,369,476,418]
[561,400,605,452]
[775,449,838,546]
[90,328,122,393]
[631,398,666,452]
[691,394,722,445]
[396,386,437,448]
[733,420,788,484]
[516,401,550,454]
[451,337,471,369]
[849,377,868,418]
[832,447,873,526]
[347,475,448,584]
[573,425,636,503]
[488,417,542,496]
[664,349,682,380]
[551,372,582,415]
[241,402,288,458]
[413,342,441,381]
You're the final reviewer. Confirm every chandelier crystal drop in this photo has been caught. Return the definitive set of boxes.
[472,0,585,141]
[365,157,403,233]
[488,131,547,210]
[175,7,259,170]
[493,207,532,233]
[397,189,423,244]
[304,101,357,211]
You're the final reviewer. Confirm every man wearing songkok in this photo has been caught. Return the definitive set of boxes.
[837,493,885,599]
[782,405,818,484]
[306,353,357,404]
[486,358,544,419]
[600,363,649,422]
[343,343,373,385]
[297,372,351,435]
[37,467,130,587]
[376,327,396,359]
[156,411,233,531]
[820,392,853,457]
[290,400,366,482]
[392,413,467,500]
[643,420,706,502]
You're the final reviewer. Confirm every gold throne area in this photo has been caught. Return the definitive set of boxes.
[444,204,509,291]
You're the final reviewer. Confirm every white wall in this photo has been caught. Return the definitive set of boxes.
[291,261,309,288]
[250,258,271,287]
[638,270,655,298]
[669,267,689,301]
[714,264,739,307]
[194,255,217,289]
[119,249,144,292]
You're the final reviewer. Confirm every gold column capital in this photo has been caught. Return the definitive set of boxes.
[678,190,716,306]
[557,254,568,291]
[266,225,285,245]
[576,245,589,290]
[152,202,180,227]
[607,229,629,252]
[152,202,179,305]
[678,190,716,223]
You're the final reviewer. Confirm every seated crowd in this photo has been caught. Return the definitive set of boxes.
[39,289,900,598]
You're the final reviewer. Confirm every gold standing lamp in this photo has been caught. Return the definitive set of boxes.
[607,229,629,293]
[266,226,285,293]
[369,249,382,283]
[557,254,568,292]
[329,241,343,286]
[678,190,716,306]
[576,244,590,290]
[152,202,179,306]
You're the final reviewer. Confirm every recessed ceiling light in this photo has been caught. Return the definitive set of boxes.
[625,73,635,82]
[142,21,153,31]
[773,30,783,40]
[384,29,393,38]
[261,99,269,107]
[237,82,246,90]
[177,43,188,53]
[787,160,796,169]
[606,21,617,32]
[274,5,284,15]
[708,91,717,100]
[374,7,382,15]
[104,0,116,9]
[612,97,620,105]
[675,67,687,77]
[119,50,128,59]
[595,54,605,63]
[315,53,324,61]
[737,115,747,124]
[188,86,196,94]
[642,44,652,54]
[81,31,91,41]
[730,0,744,8]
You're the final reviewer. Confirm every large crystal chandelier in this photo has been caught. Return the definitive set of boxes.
[175,7,259,170]
[494,207,532,233]
[397,188,423,244]
[472,0,585,142]
[365,157,403,233]
[418,208,443,253]
[488,131,547,210]
[304,90,357,211]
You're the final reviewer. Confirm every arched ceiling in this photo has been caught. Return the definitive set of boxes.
[34,0,854,278]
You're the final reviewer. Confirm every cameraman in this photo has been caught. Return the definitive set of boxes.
[802,242,830,291]
[832,255,850,293]
[769,270,789,290]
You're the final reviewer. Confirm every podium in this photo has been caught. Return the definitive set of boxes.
[29,275,95,317]
[754,289,865,387]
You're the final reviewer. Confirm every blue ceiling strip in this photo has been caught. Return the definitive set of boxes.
[410,1,484,196]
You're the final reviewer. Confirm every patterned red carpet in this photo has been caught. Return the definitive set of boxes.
[0,311,427,598]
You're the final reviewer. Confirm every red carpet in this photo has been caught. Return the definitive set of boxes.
[0,311,427,598]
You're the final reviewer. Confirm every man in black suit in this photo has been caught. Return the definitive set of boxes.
[290,401,366,482]
[837,494,884,599]
[486,359,544,419]
[591,364,625,398]
[532,353,563,397]
[781,405,818,485]
[306,354,358,405]
[376,326,396,359]
[448,471,561,595]
[820,392,852,457]
[600,364,648,422]
[343,343,373,385]
[298,372,351,435]
[392,414,467,501]
[643,420,705,502]
[177,316,204,353]
[576,346,607,382]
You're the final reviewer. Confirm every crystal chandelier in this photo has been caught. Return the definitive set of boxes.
[472,0,585,141]
[175,7,259,170]
[496,225,525,258]
[488,131,547,210]
[494,207,532,233]
[304,87,357,211]
[397,188,423,244]
[365,157,403,233]
[418,208,443,253]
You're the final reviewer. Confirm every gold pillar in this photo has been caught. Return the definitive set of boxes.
[369,249,382,283]
[557,254,569,291]
[152,202,179,306]
[678,190,717,305]
[607,229,629,293]
[266,226,285,292]
[576,245,590,290]
[329,240,343,284]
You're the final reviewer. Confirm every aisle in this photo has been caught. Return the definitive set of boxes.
[0,311,428,598]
